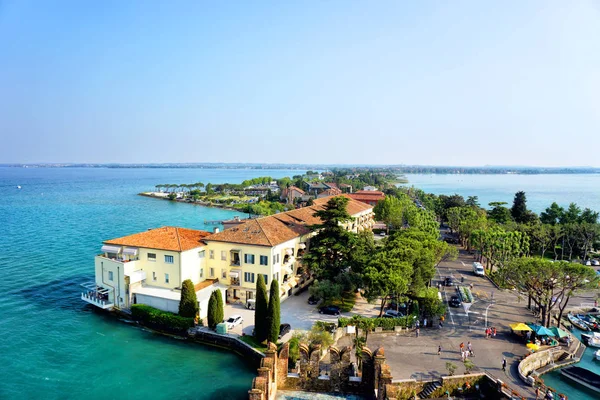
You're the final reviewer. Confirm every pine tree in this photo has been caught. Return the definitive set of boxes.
[511,191,528,223]
[178,279,199,318]
[214,289,224,326]
[266,280,281,343]
[207,291,218,329]
[254,274,269,342]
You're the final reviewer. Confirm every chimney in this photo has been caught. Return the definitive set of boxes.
[213,227,220,234]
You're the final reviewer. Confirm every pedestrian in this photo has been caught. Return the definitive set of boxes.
[416,320,420,329]
[424,318,427,328]
[502,357,507,372]
[492,327,497,338]
[461,350,465,361]
[439,321,443,329]
[416,328,420,337]
[461,276,464,283]
[467,341,472,355]
[459,342,464,352]
[438,345,442,356]
[470,283,473,290]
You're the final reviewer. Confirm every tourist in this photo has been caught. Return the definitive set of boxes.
[416,328,420,337]
[459,342,464,353]
[492,327,497,338]
[502,357,507,372]
[438,345,442,355]
[467,341,473,356]
[527,330,532,340]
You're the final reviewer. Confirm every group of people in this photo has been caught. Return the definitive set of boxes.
[485,326,497,338]
[458,341,474,360]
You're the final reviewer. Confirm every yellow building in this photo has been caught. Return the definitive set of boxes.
[82,195,374,313]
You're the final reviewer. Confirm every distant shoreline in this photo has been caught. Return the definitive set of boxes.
[2,164,600,175]
[139,192,246,214]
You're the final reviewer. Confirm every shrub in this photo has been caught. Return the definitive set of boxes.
[266,280,280,343]
[131,304,194,332]
[214,289,224,326]
[255,274,269,342]
[288,336,300,367]
[207,291,218,329]
[460,287,473,303]
[178,279,199,318]
[338,316,412,330]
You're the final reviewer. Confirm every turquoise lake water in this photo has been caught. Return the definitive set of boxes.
[2,168,600,399]
[0,167,300,400]
[403,173,600,213]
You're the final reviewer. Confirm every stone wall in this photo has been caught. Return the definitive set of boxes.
[192,328,264,367]
[249,342,395,399]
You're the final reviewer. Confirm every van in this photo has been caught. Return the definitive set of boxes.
[473,262,485,276]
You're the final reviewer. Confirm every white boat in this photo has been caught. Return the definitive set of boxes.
[595,349,600,361]
[16,185,21,189]
[584,332,600,348]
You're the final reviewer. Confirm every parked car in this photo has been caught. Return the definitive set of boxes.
[585,260,592,266]
[319,305,341,315]
[444,277,456,286]
[386,301,408,313]
[379,232,386,236]
[472,262,485,276]
[592,260,600,266]
[246,299,256,310]
[278,323,291,338]
[383,310,404,318]
[449,295,462,308]
[307,295,320,305]
[226,315,243,329]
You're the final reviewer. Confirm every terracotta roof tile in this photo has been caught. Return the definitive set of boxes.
[105,227,210,252]
[205,195,373,247]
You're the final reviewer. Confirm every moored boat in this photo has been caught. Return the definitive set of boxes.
[577,314,599,330]
[595,349,600,361]
[586,332,600,348]
[568,314,590,331]
[561,366,600,393]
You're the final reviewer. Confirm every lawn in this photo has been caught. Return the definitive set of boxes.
[239,335,268,352]
[326,291,356,312]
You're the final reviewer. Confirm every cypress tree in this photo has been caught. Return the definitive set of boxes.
[266,279,281,343]
[255,274,268,341]
[178,279,199,318]
[207,291,218,329]
[214,289,224,326]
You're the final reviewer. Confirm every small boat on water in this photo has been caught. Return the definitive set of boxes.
[595,349,600,361]
[561,366,600,393]
[568,314,590,331]
[577,314,599,330]
[16,185,21,189]
[588,314,600,324]
[581,332,600,348]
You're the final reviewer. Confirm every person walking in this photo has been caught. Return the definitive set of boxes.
[416,328,420,337]
[438,345,442,356]
[502,357,507,372]
[467,341,473,357]
[459,342,464,353]
[492,327,497,338]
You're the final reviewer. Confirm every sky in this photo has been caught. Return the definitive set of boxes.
[1,1,599,166]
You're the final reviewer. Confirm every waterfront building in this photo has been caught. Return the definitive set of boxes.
[347,189,385,206]
[81,195,374,314]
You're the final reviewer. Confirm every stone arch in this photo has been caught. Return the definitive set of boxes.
[329,346,340,363]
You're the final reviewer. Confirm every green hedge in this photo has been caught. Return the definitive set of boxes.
[131,304,195,332]
[338,316,413,330]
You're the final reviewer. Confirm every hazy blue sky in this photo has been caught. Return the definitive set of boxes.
[1,1,599,166]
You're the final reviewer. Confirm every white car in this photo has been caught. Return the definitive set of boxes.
[226,315,243,329]
[592,260,600,266]
[473,262,485,276]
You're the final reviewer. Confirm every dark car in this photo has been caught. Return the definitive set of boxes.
[386,301,408,312]
[444,277,456,286]
[449,295,462,307]
[319,305,341,315]
[279,323,291,338]
[307,296,320,305]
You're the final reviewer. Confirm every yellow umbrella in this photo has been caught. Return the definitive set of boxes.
[527,343,540,351]
[510,322,533,331]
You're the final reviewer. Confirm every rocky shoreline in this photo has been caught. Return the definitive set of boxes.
[138,192,244,213]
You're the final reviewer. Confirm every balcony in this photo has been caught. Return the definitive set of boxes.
[230,250,241,266]
[96,255,140,275]
[80,282,114,309]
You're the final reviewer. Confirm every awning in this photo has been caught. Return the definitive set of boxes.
[285,248,294,256]
[509,322,533,331]
[128,270,146,284]
[229,272,239,278]
[101,245,122,254]
[298,243,306,250]
[123,247,139,256]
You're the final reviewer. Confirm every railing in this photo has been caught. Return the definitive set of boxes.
[81,292,114,309]
[97,254,139,263]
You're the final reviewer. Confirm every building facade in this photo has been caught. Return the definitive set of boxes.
[81,195,374,315]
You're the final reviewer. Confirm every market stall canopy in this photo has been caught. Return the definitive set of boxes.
[534,325,556,337]
[549,326,569,338]
[509,322,533,331]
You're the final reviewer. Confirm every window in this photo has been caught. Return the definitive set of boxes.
[274,272,279,283]
[164,255,174,264]
[108,271,114,281]
[165,273,169,283]
[198,250,205,259]
[244,272,255,283]
[263,274,269,285]
[244,254,255,264]
[199,269,204,278]
[210,268,214,277]
[152,272,157,281]
[222,269,227,279]
[260,255,268,266]
[221,250,227,261]
[230,251,241,266]
[209,250,214,259]
[148,253,156,261]
[273,254,280,265]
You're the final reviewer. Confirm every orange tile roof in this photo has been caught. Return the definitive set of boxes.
[104,227,211,252]
[195,279,218,291]
[205,195,373,247]
[348,190,385,203]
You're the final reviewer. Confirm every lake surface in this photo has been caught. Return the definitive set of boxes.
[402,173,600,213]
[0,167,299,400]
